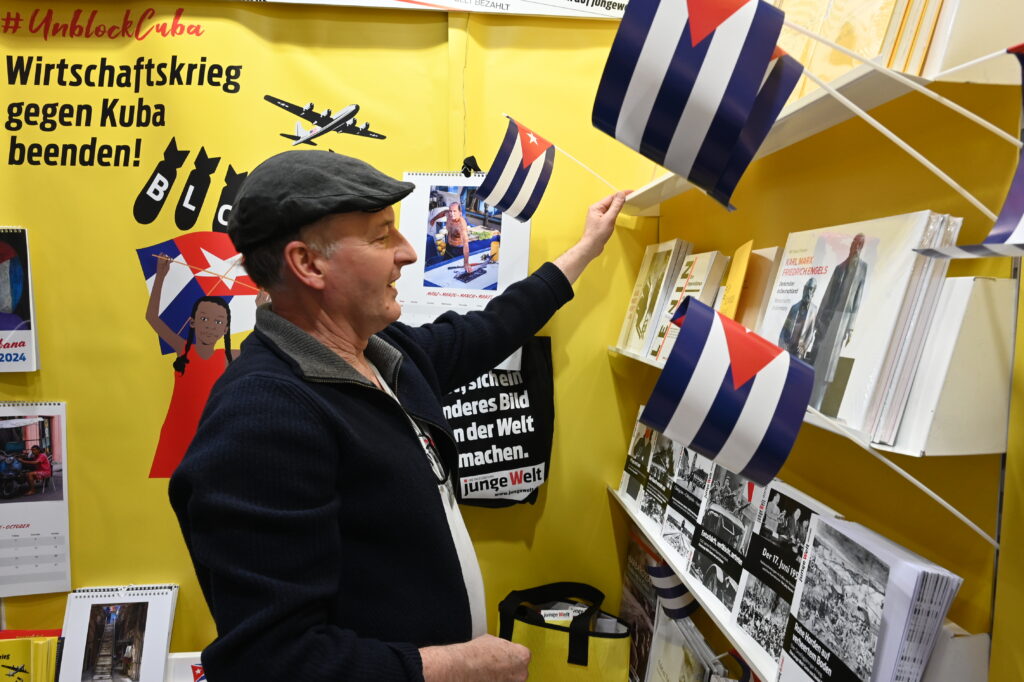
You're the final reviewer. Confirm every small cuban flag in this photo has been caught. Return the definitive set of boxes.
[136,231,259,354]
[191,664,207,681]
[645,559,699,620]
[592,0,802,207]
[477,117,555,222]
[917,44,1024,259]
[641,297,813,485]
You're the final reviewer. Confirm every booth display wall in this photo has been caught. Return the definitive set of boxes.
[1,3,1020,679]
[658,83,1020,679]
[0,1,660,654]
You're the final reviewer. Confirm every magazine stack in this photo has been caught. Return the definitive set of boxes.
[757,210,959,435]
[777,517,962,682]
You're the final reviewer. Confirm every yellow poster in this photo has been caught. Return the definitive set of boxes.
[0,0,451,646]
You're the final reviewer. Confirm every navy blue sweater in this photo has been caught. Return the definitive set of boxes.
[169,263,574,681]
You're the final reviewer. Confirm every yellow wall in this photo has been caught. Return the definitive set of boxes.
[0,2,658,653]
[1,4,1020,679]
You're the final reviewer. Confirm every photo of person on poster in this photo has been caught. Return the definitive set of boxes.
[423,185,501,289]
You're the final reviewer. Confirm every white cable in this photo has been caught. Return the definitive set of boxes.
[806,407,999,548]
[784,19,1022,150]
[803,69,998,221]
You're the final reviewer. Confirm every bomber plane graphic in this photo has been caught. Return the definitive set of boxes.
[263,95,386,146]
[2,664,28,677]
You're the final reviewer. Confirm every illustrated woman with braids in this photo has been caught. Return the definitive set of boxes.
[145,254,244,478]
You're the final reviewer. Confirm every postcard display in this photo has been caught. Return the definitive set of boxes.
[0,402,70,598]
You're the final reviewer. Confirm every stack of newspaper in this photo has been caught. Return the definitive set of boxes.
[777,517,962,682]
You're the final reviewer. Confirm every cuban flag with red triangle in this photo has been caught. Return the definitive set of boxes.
[191,664,207,681]
[477,117,555,221]
[640,296,813,485]
[593,0,802,207]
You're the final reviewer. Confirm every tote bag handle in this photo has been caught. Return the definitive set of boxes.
[498,582,605,666]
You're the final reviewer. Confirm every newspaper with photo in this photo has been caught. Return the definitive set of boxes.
[686,465,765,615]
[659,450,715,571]
[733,481,841,664]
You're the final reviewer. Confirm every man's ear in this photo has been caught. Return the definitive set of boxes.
[282,240,327,291]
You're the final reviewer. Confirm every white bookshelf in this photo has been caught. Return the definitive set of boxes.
[623,0,1024,216]
[623,64,925,215]
[607,343,1009,459]
[608,486,778,682]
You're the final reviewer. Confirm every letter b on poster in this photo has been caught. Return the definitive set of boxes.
[444,337,553,508]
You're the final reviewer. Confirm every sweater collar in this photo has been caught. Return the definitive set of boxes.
[254,305,402,387]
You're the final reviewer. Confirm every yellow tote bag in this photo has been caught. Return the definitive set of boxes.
[497,582,631,681]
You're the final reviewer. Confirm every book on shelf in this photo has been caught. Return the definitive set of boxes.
[622,533,660,682]
[646,606,729,682]
[919,0,960,79]
[659,450,716,572]
[0,635,56,682]
[777,516,962,682]
[620,406,653,505]
[58,584,179,682]
[637,431,686,529]
[757,210,952,432]
[0,228,38,372]
[887,0,927,69]
[775,0,906,99]
[686,465,765,617]
[733,481,841,665]
[735,246,782,333]
[717,240,753,320]
[886,277,1015,455]
[904,0,946,74]
[648,250,729,364]
[618,239,688,356]
[865,214,958,443]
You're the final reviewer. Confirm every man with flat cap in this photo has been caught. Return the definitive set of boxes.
[169,149,626,681]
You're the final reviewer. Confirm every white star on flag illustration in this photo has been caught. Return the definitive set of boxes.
[197,248,245,293]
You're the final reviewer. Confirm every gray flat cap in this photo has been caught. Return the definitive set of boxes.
[227,150,415,251]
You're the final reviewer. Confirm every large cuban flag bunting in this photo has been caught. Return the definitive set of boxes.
[477,117,555,221]
[641,297,813,485]
[592,0,802,207]
[137,231,258,354]
[917,44,1024,259]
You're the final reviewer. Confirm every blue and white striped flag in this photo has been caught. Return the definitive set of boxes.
[917,45,1024,259]
[593,0,802,207]
[641,297,812,485]
[645,559,700,619]
[478,117,555,222]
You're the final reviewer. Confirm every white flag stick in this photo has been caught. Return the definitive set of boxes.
[553,146,619,191]
[931,47,1018,81]
[807,408,998,548]
[502,113,618,192]
[784,20,1022,150]
[803,70,998,221]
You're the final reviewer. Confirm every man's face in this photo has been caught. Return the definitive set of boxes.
[803,279,816,301]
[193,301,229,346]
[315,206,417,337]
[849,234,865,258]
[449,203,462,221]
